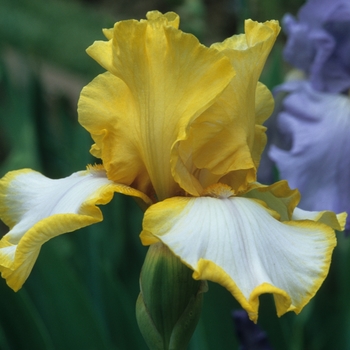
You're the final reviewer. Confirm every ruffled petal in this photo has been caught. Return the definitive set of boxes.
[79,11,234,200]
[292,207,347,231]
[0,165,151,291]
[244,181,346,230]
[283,0,350,93]
[172,20,279,196]
[269,80,350,229]
[140,184,336,322]
[78,72,154,197]
[244,180,300,221]
[89,11,180,73]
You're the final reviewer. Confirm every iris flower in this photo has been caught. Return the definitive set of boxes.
[0,11,346,323]
[282,0,350,93]
[265,0,350,231]
[269,79,350,231]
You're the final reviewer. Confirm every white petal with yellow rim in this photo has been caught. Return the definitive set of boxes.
[141,190,336,322]
[0,165,151,291]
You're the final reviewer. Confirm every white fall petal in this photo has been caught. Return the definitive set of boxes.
[0,165,150,291]
[140,192,336,322]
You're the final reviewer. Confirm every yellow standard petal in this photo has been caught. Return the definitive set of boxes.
[0,165,151,291]
[78,11,234,200]
[140,184,336,323]
[173,20,280,196]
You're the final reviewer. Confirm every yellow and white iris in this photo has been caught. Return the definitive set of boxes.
[0,11,346,322]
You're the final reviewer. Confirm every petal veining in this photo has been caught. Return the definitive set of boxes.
[79,11,234,200]
[140,192,336,322]
[0,165,150,291]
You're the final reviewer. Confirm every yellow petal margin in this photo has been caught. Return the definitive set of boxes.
[140,184,336,322]
[79,11,234,200]
[173,20,280,196]
[292,207,347,231]
[0,165,151,291]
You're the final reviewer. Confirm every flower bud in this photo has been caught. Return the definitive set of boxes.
[136,242,207,350]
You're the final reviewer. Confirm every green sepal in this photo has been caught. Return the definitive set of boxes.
[168,283,205,349]
[136,242,207,350]
[136,293,164,350]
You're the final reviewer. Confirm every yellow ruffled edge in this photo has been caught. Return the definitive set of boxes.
[141,218,336,323]
[193,259,292,322]
[84,164,153,207]
[302,211,347,232]
[101,12,180,41]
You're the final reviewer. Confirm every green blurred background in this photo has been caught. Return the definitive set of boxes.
[1,0,350,349]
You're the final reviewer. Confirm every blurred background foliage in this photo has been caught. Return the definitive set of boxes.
[1,0,350,349]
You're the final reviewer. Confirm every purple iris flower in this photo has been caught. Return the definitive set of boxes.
[232,310,272,350]
[283,0,350,93]
[268,79,350,230]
